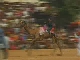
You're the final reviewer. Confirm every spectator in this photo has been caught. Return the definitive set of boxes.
[0,26,9,60]
[3,33,10,59]
[74,32,80,56]
[19,33,28,41]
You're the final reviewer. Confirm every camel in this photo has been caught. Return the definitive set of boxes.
[19,20,62,56]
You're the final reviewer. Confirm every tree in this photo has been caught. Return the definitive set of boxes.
[39,0,80,28]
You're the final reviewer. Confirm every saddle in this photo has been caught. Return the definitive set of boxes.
[41,32,55,39]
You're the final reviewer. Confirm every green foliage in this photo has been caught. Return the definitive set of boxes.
[39,0,80,27]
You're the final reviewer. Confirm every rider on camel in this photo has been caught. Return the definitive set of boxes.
[47,19,55,34]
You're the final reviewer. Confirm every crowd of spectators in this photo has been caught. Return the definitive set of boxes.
[0,2,50,50]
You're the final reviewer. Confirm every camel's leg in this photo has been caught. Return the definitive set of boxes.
[53,43,57,56]
[39,35,44,41]
[52,36,62,56]
[25,39,36,56]
[55,39,62,56]
[30,39,37,48]
[51,38,57,56]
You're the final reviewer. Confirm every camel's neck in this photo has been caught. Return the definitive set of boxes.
[23,25,31,34]
[20,21,31,34]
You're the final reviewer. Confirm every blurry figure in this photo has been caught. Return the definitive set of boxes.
[47,19,56,34]
[3,33,10,59]
[5,12,13,18]
[39,26,45,35]
[10,34,19,41]
[22,10,29,17]
[13,27,20,34]
[8,28,14,34]
[10,43,19,50]
[19,33,28,41]
[43,22,48,32]
[0,27,9,59]
[50,27,55,37]
[74,32,80,56]
[14,19,19,24]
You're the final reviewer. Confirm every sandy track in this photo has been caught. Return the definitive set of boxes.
[8,49,80,60]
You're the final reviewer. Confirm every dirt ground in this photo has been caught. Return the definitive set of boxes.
[8,49,80,60]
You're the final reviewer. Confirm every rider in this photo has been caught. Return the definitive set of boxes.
[47,19,55,34]
[43,22,48,32]
[50,26,55,37]
[39,25,45,35]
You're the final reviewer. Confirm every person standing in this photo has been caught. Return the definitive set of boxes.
[0,27,9,60]
[74,32,80,56]
[0,27,5,59]
[3,33,10,60]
